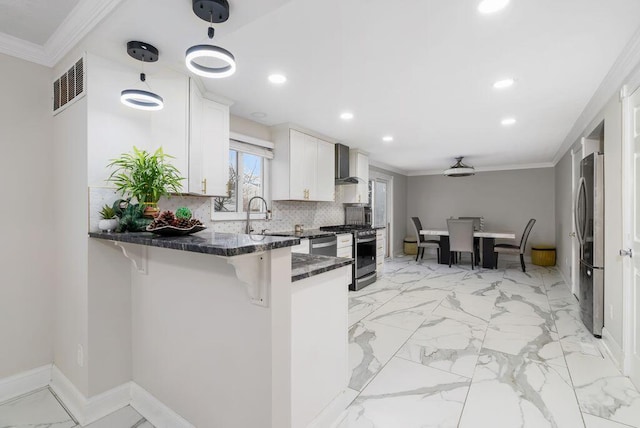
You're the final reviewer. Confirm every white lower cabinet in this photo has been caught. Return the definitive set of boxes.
[376,228,385,277]
[291,238,310,254]
[336,233,353,258]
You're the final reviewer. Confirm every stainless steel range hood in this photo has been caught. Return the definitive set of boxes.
[335,143,363,185]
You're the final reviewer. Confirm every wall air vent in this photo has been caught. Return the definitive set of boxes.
[53,57,86,115]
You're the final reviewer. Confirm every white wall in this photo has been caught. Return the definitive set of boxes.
[131,247,275,427]
[230,114,272,141]
[554,151,573,282]
[52,94,89,395]
[407,168,556,255]
[0,53,54,378]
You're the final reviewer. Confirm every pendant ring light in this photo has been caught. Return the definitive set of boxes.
[121,41,164,111]
[186,0,236,79]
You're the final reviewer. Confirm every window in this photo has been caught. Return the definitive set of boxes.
[212,134,273,220]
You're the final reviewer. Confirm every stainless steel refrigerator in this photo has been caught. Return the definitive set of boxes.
[574,152,604,337]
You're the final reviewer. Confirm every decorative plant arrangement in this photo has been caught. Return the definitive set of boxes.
[147,207,205,236]
[106,146,184,218]
[114,199,152,232]
[98,204,119,232]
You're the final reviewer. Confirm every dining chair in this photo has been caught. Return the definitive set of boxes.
[458,216,483,265]
[447,219,475,269]
[493,218,536,272]
[411,217,441,263]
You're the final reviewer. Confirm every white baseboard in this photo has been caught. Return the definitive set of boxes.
[308,387,358,428]
[601,327,624,369]
[130,383,194,428]
[0,364,52,404]
[50,366,131,426]
[1,365,194,427]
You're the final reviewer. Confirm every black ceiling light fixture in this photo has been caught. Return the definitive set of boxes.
[444,157,475,177]
[185,0,236,79]
[120,41,164,111]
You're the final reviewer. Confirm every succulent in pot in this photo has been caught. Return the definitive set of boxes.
[98,204,119,233]
[106,146,184,218]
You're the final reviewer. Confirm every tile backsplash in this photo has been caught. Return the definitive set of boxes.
[89,187,345,233]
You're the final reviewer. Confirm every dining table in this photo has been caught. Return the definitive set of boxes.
[420,229,516,269]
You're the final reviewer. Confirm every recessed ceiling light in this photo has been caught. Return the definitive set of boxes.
[340,112,354,120]
[493,78,515,89]
[251,112,267,119]
[478,0,510,14]
[501,117,516,126]
[382,135,394,142]
[268,74,287,84]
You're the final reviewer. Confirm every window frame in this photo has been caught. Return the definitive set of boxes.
[211,133,272,221]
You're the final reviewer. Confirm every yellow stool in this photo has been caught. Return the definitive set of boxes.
[404,236,418,255]
[531,245,556,266]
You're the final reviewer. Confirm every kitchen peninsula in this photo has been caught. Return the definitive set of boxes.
[89,231,353,428]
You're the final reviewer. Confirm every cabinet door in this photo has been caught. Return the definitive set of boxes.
[289,130,308,200]
[355,152,369,203]
[290,130,317,200]
[189,82,229,196]
[316,139,335,201]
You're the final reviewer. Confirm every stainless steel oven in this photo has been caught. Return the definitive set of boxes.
[354,231,377,290]
[319,224,377,291]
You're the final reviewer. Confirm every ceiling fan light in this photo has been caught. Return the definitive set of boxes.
[444,157,475,177]
[120,89,164,111]
[185,44,236,78]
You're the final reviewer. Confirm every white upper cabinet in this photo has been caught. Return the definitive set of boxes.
[315,136,335,201]
[188,80,229,196]
[272,128,335,201]
[342,150,369,204]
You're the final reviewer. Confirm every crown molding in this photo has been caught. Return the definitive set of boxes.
[45,0,124,67]
[0,32,49,66]
[407,162,554,177]
[0,0,123,68]
[553,25,640,165]
[368,159,409,176]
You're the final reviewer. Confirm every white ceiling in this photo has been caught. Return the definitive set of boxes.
[0,0,81,44]
[3,0,640,174]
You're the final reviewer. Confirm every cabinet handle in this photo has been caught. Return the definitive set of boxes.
[202,178,207,194]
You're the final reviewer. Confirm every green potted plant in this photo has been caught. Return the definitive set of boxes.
[107,146,184,217]
[98,204,119,232]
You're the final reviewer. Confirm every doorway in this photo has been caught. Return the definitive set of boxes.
[370,171,393,258]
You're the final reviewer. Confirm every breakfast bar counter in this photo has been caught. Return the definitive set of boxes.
[88,230,350,428]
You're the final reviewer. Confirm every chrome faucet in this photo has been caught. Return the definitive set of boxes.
[245,196,272,234]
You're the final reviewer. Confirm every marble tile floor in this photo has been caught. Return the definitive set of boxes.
[337,255,640,428]
[0,387,154,428]
[3,256,639,428]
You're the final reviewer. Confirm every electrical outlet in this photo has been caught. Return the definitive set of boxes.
[77,344,84,367]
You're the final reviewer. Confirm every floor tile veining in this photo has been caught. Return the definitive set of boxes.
[339,256,640,428]
[1,257,639,427]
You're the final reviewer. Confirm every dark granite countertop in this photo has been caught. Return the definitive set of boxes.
[89,231,300,257]
[291,253,354,282]
[266,229,337,239]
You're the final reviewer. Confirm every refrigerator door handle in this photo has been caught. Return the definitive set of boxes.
[574,177,587,247]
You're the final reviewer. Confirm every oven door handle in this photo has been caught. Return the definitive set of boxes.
[357,237,376,244]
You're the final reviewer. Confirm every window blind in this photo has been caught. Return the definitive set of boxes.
[230,139,274,159]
